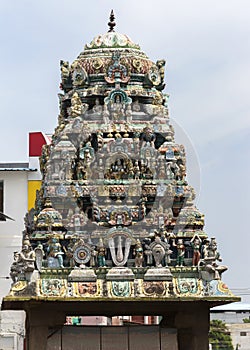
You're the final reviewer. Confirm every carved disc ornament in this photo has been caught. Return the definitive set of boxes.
[73,244,92,265]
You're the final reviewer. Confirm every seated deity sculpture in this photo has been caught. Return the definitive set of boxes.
[46,236,64,268]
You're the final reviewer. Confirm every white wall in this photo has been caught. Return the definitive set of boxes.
[0,171,28,301]
[228,324,250,350]
[0,311,25,350]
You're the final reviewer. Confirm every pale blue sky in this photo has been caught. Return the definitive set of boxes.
[0,0,249,301]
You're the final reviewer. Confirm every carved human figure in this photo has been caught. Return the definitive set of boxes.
[102,104,110,125]
[173,239,185,266]
[69,207,86,231]
[34,242,45,271]
[133,239,144,268]
[90,247,98,267]
[10,252,21,283]
[97,238,106,267]
[125,104,132,123]
[165,162,175,180]
[64,237,78,267]
[202,239,210,258]
[156,59,166,84]
[207,237,222,261]
[60,60,70,83]
[144,239,153,266]
[70,92,82,118]
[72,65,89,87]
[18,244,36,273]
[79,142,95,164]
[199,238,228,280]
[93,98,103,115]
[46,237,64,268]
[141,125,156,148]
[190,234,202,266]
[133,160,140,179]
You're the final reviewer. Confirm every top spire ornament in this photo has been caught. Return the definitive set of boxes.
[108,10,116,32]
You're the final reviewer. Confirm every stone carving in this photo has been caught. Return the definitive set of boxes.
[73,242,92,267]
[108,233,132,267]
[176,278,198,295]
[60,60,70,84]
[143,281,165,296]
[10,239,36,283]
[34,243,45,271]
[72,64,89,87]
[6,16,237,306]
[105,51,130,84]
[111,281,130,297]
[40,279,67,297]
[70,92,82,117]
[133,239,144,267]
[190,234,202,266]
[78,282,97,295]
[97,238,106,267]
[156,59,166,87]
[198,238,228,281]
[149,236,171,268]
[173,239,185,267]
[46,236,64,268]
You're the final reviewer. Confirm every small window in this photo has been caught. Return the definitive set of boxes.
[240,331,247,336]
[0,181,4,221]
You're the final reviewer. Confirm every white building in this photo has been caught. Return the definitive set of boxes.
[211,302,250,350]
[0,163,35,350]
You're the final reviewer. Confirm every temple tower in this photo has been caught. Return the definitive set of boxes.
[2,12,239,350]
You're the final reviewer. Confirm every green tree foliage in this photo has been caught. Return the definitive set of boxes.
[209,320,234,350]
[243,318,250,323]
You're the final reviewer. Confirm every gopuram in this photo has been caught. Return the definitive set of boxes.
[2,11,239,350]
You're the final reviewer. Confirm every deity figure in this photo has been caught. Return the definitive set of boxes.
[64,237,78,267]
[72,64,89,87]
[199,238,228,280]
[173,239,185,267]
[93,98,103,115]
[110,95,125,121]
[70,92,82,118]
[10,243,36,282]
[10,252,22,283]
[68,207,87,231]
[46,236,64,268]
[97,238,106,267]
[133,239,144,267]
[206,237,221,261]
[39,144,50,176]
[60,60,70,83]
[76,159,87,180]
[202,239,210,258]
[125,104,132,123]
[90,247,98,267]
[103,104,110,124]
[141,125,156,148]
[156,59,166,84]
[190,234,202,266]
[133,160,140,179]
[144,240,153,266]
[79,141,95,164]
[34,242,45,271]
[105,51,129,84]
[132,100,141,113]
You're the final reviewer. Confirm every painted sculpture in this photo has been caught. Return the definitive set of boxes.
[6,11,236,301]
